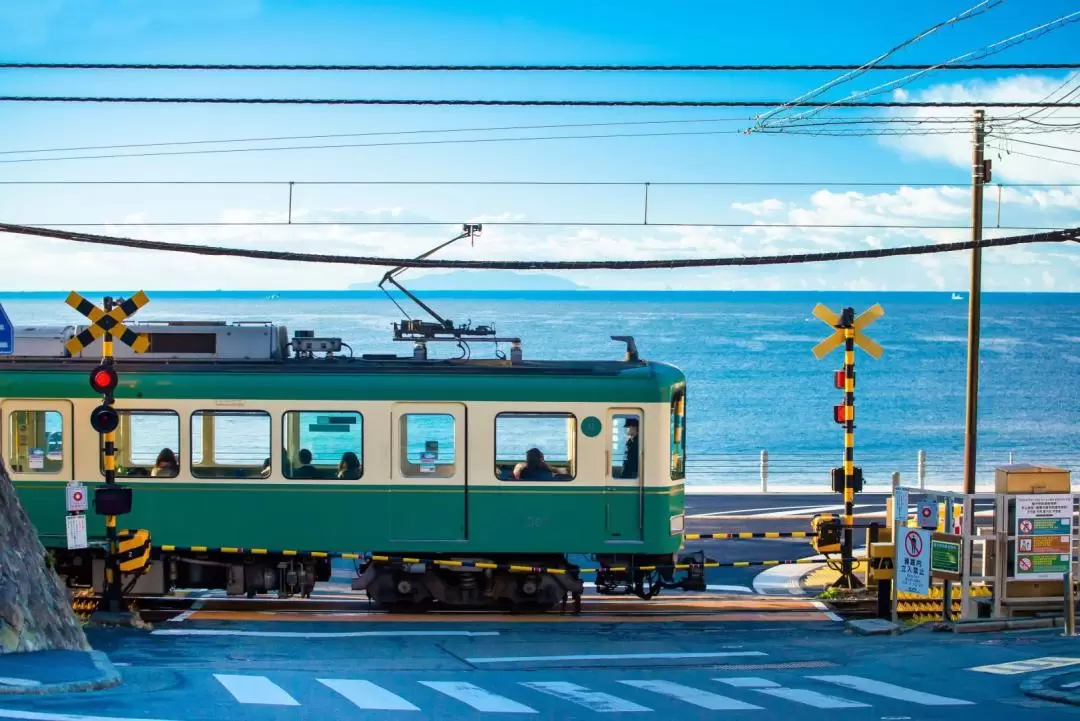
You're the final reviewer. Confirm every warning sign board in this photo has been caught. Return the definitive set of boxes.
[931,533,962,581]
[66,514,87,550]
[66,483,88,513]
[1015,494,1073,580]
[897,528,931,595]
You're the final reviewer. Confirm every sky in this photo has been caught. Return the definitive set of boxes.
[0,0,1078,291]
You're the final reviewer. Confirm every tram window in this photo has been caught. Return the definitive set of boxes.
[400,413,455,478]
[6,410,63,474]
[191,411,270,479]
[494,413,576,481]
[670,389,686,481]
[611,413,641,480]
[282,411,363,480]
[101,410,181,479]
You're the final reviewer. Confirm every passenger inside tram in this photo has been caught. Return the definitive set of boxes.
[337,451,362,479]
[151,448,179,478]
[513,447,555,480]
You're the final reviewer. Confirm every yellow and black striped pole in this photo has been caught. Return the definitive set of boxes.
[840,308,858,588]
[100,302,121,612]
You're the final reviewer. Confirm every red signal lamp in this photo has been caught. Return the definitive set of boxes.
[833,370,846,389]
[89,365,118,394]
[833,404,848,424]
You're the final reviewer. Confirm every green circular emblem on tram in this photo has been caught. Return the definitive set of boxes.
[582,416,602,437]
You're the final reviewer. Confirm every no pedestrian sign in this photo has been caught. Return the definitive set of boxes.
[897,528,931,595]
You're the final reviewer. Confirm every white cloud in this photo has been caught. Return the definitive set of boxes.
[731,198,786,215]
[879,73,1080,184]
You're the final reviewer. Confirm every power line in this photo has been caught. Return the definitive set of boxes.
[6,222,1066,230]
[0,179,1077,188]
[1,113,1073,162]
[0,222,1074,269]
[0,116,758,156]
[3,62,1079,72]
[2,96,1080,107]
[989,144,1080,168]
[0,128,755,164]
[757,8,1080,130]
[6,115,1073,165]
[756,0,999,124]
[1001,136,1080,154]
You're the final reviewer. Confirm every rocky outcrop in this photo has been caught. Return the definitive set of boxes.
[0,457,89,653]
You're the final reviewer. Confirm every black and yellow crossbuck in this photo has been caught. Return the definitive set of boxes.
[64,291,151,356]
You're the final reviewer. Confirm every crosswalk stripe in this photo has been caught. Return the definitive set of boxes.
[522,682,651,713]
[420,681,538,714]
[968,657,1080,675]
[756,688,869,709]
[715,677,780,688]
[318,679,419,711]
[213,674,299,706]
[811,675,974,706]
[619,680,763,710]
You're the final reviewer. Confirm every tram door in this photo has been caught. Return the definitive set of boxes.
[605,408,644,542]
[389,403,468,542]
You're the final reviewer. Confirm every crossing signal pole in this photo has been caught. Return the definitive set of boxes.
[66,291,150,613]
[813,303,884,589]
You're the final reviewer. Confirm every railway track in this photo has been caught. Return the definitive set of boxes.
[71,588,871,623]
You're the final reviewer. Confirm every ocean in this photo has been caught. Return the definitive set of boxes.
[2,290,1077,491]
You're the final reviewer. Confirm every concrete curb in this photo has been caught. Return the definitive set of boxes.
[1021,669,1080,707]
[0,650,122,696]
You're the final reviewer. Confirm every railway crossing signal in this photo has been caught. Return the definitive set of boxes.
[812,303,884,590]
[66,291,151,614]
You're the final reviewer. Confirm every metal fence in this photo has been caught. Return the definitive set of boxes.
[685,449,1080,491]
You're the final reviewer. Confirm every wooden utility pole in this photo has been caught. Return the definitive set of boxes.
[963,109,987,498]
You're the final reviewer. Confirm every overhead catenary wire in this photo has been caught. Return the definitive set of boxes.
[6,222,1067,230]
[3,62,1079,72]
[1,97,1079,107]
[757,8,1080,130]
[3,113,1037,158]
[0,222,1075,270]
[8,117,1074,165]
[755,0,1001,124]
[1,179,1077,188]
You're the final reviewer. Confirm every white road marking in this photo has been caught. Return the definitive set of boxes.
[0,710,179,721]
[155,629,498,638]
[213,674,299,706]
[168,590,212,623]
[811,675,974,705]
[968,656,1080,675]
[466,651,766,664]
[420,681,537,714]
[521,681,651,713]
[811,600,844,621]
[752,564,814,596]
[715,677,780,688]
[583,582,754,594]
[318,679,419,711]
[0,679,41,689]
[619,680,763,710]
[757,687,869,708]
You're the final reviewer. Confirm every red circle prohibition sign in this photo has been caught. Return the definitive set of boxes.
[905,530,923,556]
[73,491,83,501]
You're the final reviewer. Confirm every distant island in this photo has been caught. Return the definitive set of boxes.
[349,270,584,291]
